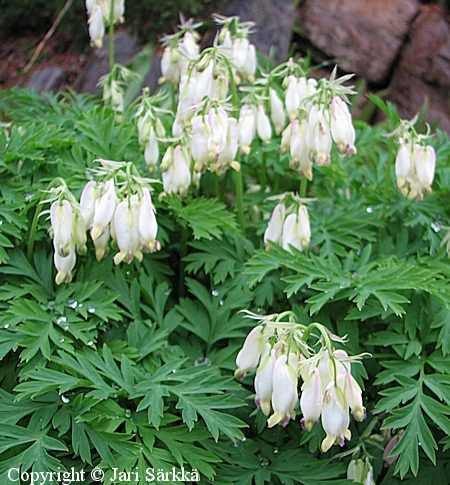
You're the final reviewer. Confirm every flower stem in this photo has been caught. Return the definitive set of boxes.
[381,136,395,236]
[235,157,245,235]
[27,178,67,263]
[260,147,267,192]
[108,0,115,72]
[300,177,307,198]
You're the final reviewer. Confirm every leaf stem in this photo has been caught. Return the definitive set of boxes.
[178,223,188,298]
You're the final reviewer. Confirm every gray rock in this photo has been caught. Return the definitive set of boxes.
[297,0,420,84]
[222,0,296,65]
[77,31,140,94]
[388,5,450,134]
[25,67,67,92]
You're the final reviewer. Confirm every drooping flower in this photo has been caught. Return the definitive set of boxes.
[321,382,351,452]
[235,325,265,378]
[50,199,74,259]
[264,203,286,250]
[113,195,143,265]
[88,5,105,48]
[138,188,159,253]
[91,179,117,240]
[331,96,356,157]
[256,105,272,144]
[254,344,276,416]
[300,367,323,431]
[270,88,286,135]
[267,353,298,427]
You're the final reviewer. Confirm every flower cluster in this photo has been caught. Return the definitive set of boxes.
[235,312,366,453]
[278,67,356,181]
[86,0,125,48]
[393,121,436,200]
[264,196,311,253]
[48,160,159,284]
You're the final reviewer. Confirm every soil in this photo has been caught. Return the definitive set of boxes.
[0,32,92,91]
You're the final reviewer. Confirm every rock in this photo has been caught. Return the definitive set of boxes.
[24,66,67,92]
[296,0,420,84]
[388,5,450,134]
[77,31,140,94]
[222,0,296,64]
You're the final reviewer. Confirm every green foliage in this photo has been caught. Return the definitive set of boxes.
[1,62,450,484]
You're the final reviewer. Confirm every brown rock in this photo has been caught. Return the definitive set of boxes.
[297,0,420,84]
[388,6,450,133]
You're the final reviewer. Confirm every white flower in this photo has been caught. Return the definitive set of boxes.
[264,203,286,250]
[88,5,105,48]
[161,46,181,84]
[414,144,436,194]
[285,76,300,121]
[144,126,159,172]
[211,118,239,175]
[238,104,256,155]
[300,367,323,431]
[242,44,256,83]
[191,115,211,172]
[321,382,351,452]
[79,181,98,230]
[208,107,229,159]
[162,145,191,196]
[93,223,110,261]
[267,354,298,427]
[195,59,214,103]
[256,105,272,144]
[232,37,249,71]
[113,195,142,265]
[270,89,286,135]
[177,75,197,126]
[282,206,310,252]
[254,345,276,416]
[331,96,356,157]
[138,188,159,253]
[113,0,125,23]
[235,325,265,378]
[91,179,117,240]
[54,245,76,285]
[50,200,73,257]
[395,140,411,190]
[341,371,366,422]
[307,105,332,166]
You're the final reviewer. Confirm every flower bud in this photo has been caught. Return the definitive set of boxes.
[285,76,300,121]
[114,195,142,265]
